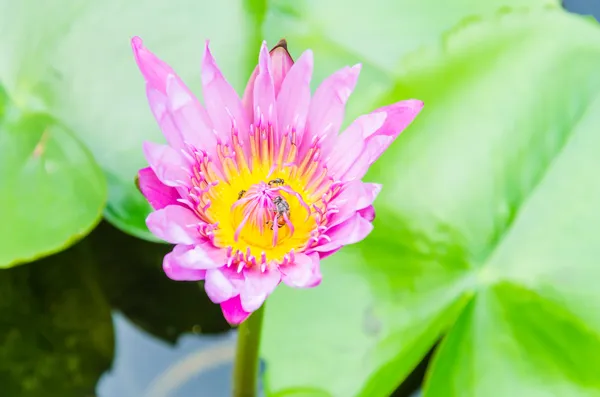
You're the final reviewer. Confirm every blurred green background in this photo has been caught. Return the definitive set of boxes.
[2,0,600,396]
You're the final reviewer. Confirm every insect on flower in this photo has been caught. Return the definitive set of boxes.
[269,195,290,230]
[132,37,423,324]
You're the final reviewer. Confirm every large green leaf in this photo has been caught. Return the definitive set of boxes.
[0,239,114,396]
[0,0,557,240]
[0,86,106,267]
[261,8,600,397]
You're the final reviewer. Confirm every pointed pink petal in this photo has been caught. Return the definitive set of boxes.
[326,112,387,179]
[314,213,373,252]
[342,100,424,181]
[142,141,190,187]
[277,50,313,144]
[137,167,180,210]
[240,266,281,312]
[220,295,251,325]
[201,42,249,142]
[281,252,321,288]
[253,42,277,126]
[270,40,294,95]
[146,205,203,244]
[300,64,361,153]
[131,36,171,93]
[163,246,207,281]
[204,266,245,303]
[132,37,212,151]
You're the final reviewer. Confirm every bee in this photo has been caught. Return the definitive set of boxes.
[237,190,246,200]
[269,195,290,229]
[268,178,285,188]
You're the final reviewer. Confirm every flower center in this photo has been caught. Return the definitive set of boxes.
[184,123,334,266]
[211,179,315,262]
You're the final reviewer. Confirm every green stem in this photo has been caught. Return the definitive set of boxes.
[232,303,265,397]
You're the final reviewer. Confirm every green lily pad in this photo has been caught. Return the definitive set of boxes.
[261,8,600,397]
[0,87,106,268]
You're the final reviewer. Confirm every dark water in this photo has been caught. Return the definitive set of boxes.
[563,0,600,19]
[1,2,596,397]
[0,221,239,397]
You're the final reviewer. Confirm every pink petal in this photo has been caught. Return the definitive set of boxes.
[132,37,212,151]
[280,252,322,288]
[342,100,424,181]
[131,36,171,94]
[328,181,382,227]
[360,183,382,207]
[204,266,245,303]
[137,167,180,210]
[253,42,277,126]
[146,205,203,244]
[242,40,295,119]
[326,112,387,179]
[239,267,281,312]
[270,40,294,95]
[317,247,341,260]
[358,205,376,222]
[276,50,313,144]
[220,295,251,325]
[242,67,259,121]
[314,213,374,252]
[300,64,361,154]
[142,141,190,187]
[164,75,217,152]
[343,135,393,181]
[163,246,207,281]
[201,41,249,143]
[145,87,185,150]
[170,242,227,270]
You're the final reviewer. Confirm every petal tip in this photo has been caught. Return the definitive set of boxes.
[131,36,143,50]
[203,40,214,64]
[202,41,221,84]
[408,99,424,110]
[299,49,314,65]
[259,42,271,61]
[258,42,273,74]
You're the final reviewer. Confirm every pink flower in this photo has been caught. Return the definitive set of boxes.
[132,37,423,324]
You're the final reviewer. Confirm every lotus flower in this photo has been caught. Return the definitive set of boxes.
[132,37,423,324]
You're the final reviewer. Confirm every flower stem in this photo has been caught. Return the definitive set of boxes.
[232,303,265,397]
